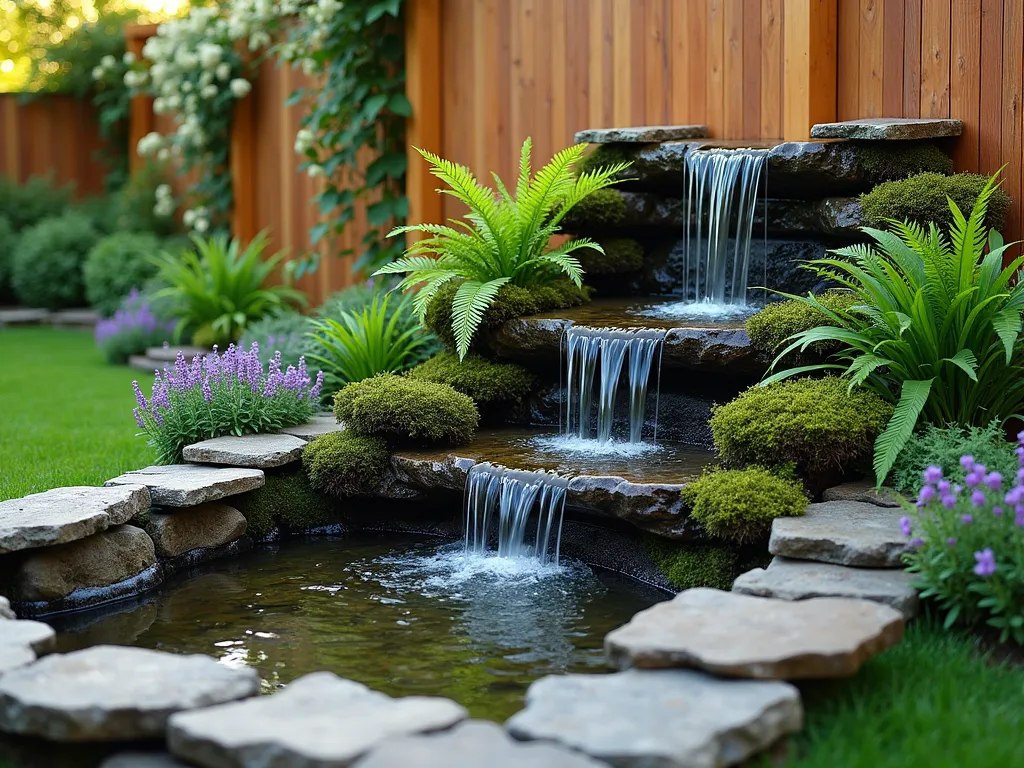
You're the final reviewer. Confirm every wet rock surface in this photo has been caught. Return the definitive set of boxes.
[182,433,306,468]
[810,118,963,140]
[106,465,265,507]
[143,502,248,559]
[605,587,904,679]
[770,501,912,567]
[506,669,802,768]
[575,125,708,143]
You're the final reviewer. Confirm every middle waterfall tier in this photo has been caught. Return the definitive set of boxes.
[563,326,667,444]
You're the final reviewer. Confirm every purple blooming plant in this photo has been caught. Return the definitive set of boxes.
[903,435,1024,645]
[133,342,324,464]
[95,289,176,364]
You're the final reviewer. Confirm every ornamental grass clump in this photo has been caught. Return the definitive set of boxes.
[132,342,324,464]
[903,435,1024,644]
[95,289,176,364]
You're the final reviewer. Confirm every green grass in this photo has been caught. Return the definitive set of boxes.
[0,328,155,501]
[777,617,1024,768]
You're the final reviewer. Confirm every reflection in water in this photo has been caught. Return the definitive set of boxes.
[51,534,662,721]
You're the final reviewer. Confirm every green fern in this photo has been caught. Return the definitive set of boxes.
[376,138,630,359]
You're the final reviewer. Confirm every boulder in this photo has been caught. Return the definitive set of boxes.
[143,503,247,559]
[769,501,912,567]
[106,465,264,507]
[353,720,605,768]
[168,672,467,767]
[575,125,708,143]
[605,587,904,679]
[0,485,150,555]
[506,670,802,768]
[732,557,919,618]
[278,413,346,441]
[0,620,55,655]
[0,645,260,741]
[810,117,963,140]
[822,480,902,508]
[183,433,306,469]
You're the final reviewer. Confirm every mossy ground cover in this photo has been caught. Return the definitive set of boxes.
[0,328,155,501]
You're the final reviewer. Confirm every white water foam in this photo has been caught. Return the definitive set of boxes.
[530,433,665,458]
[637,299,758,322]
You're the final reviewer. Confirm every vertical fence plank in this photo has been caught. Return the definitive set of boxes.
[723,0,745,137]
[920,0,951,117]
[587,0,606,128]
[950,0,982,172]
[568,0,590,135]
[612,0,632,127]
[684,0,709,127]
[836,0,859,119]
[858,0,883,116]
[742,0,762,139]
[550,0,568,147]
[404,0,442,229]
[1002,0,1023,240]
[783,0,837,140]
[903,0,922,117]
[882,0,905,116]
[760,0,783,138]
[979,0,1003,174]
[707,0,726,137]
[644,0,665,125]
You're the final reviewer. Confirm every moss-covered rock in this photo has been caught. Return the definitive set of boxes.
[643,535,738,591]
[334,373,479,446]
[405,352,535,405]
[857,142,954,181]
[577,237,645,275]
[574,144,637,177]
[558,188,627,231]
[233,470,342,539]
[746,291,860,354]
[682,466,808,544]
[303,432,391,497]
[860,172,1011,232]
[710,376,893,485]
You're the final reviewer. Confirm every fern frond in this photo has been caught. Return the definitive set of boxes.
[873,378,934,485]
[450,277,510,360]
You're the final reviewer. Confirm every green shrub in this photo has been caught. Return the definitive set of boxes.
[113,162,179,237]
[83,231,162,316]
[239,311,315,371]
[233,470,343,539]
[11,211,100,309]
[746,290,859,354]
[72,195,120,236]
[334,373,479,446]
[303,431,391,497]
[860,172,1011,232]
[643,536,738,591]
[0,216,17,303]
[857,142,954,181]
[559,188,627,232]
[890,422,1017,494]
[578,237,644,275]
[0,174,72,231]
[406,352,535,405]
[682,466,808,543]
[711,376,893,480]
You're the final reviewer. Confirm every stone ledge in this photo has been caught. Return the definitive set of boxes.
[278,414,345,441]
[106,465,265,507]
[769,501,911,567]
[811,117,963,141]
[183,434,306,469]
[575,125,708,144]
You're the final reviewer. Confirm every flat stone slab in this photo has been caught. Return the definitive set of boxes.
[733,557,919,618]
[144,502,247,559]
[49,308,99,326]
[0,621,55,655]
[770,501,911,567]
[822,479,902,508]
[168,671,467,767]
[0,308,50,326]
[0,645,260,741]
[0,485,151,555]
[810,117,963,140]
[354,720,605,768]
[507,670,802,768]
[278,413,346,440]
[183,433,306,468]
[106,465,264,507]
[128,355,162,373]
[0,647,35,676]
[146,345,210,363]
[575,125,708,144]
[605,587,904,679]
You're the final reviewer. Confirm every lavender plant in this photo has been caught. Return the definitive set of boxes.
[95,289,176,365]
[903,436,1024,644]
[133,342,324,464]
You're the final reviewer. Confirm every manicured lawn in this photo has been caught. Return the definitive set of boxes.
[0,327,155,501]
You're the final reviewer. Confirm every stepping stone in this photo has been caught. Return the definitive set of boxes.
[732,557,919,618]
[101,755,190,768]
[278,413,345,441]
[822,479,901,508]
[770,501,911,567]
[0,646,35,676]
[168,671,467,767]
[353,720,605,768]
[48,308,99,326]
[574,125,708,144]
[0,596,14,619]
[0,620,55,655]
[0,485,151,555]
[0,645,260,741]
[143,502,247,558]
[0,308,49,326]
[183,433,306,468]
[128,355,162,373]
[810,117,962,140]
[505,670,802,768]
[106,465,264,507]
[605,587,904,679]
[146,345,210,363]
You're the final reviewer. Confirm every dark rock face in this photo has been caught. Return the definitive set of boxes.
[756,198,865,240]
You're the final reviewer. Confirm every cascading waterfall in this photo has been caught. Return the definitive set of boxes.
[682,147,768,307]
[563,327,666,444]
[463,463,570,564]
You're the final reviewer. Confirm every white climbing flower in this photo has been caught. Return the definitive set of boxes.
[201,84,219,99]
[229,79,251,98]
[182,209,197,227]
[137,132,163,157]
[194,217,210,233]
[307,164,325,178]
[216,63,231,81]
[123,52,136,65]
[91,66,104,81]
[101,54,116,68]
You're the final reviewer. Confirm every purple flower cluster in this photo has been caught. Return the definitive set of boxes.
[95,289,174,344]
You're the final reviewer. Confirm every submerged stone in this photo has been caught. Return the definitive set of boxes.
[506,669,802,768]
[183,433,307,468]
[143,503,247,559]
[106,465,264,507]
[575,125,708,143]
[810,118,963,140]
[769,501,912,566]
[605,587,904,679]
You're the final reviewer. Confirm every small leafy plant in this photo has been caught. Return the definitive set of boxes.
[95,289,176,365]
[376,138,629,359]
[132,343,324,464]
[889,422,1017,494]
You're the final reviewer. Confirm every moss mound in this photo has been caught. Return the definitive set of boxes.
[577,237,644,275]
[559,188,627,232]
[234,470,342,539]
[406,352,535,405]
[303,431,391,497]
[682,466,808,543]
[334,373,479,446]
[710,376,893,480]
[857,142,954,181]
[860,172,1011,232]
[746,291,860,354]
[643,536,738,591]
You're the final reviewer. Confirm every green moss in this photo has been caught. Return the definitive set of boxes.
[860,172,1011,232]
[334,373,479,446]
[577,237,645,275]
[406,352,535,405]
[559,188,627,232]
[643,535,738,591]
[710,376,893,479]
[302,431,391,498]
[425,280,591,353]
[574,144,636,177]
[682,466,808,543]
[746,291,860,354]
[233,470,342,539]
[858,142,955,181]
